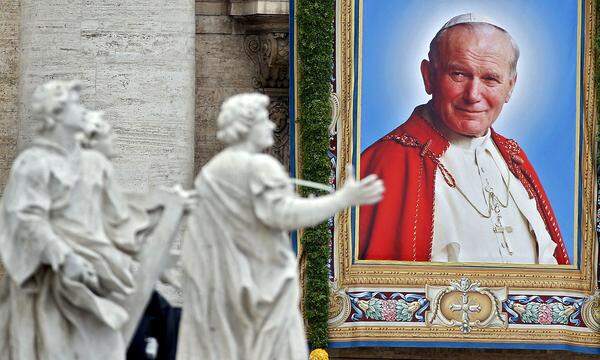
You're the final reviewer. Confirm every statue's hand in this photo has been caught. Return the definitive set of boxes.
[338,164,384,207]
[41,240,72,271]
[62,253,99,290]
[163,184,199,211]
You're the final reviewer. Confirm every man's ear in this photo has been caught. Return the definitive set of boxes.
[505,73,517,103]
[421,59,434,95]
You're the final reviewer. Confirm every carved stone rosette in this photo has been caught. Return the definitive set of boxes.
[426,277,508,333]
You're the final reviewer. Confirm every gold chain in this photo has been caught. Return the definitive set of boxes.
[442,158,511,219]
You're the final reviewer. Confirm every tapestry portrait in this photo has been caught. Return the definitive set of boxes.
[292,0,599,354]
[357,0,579,265]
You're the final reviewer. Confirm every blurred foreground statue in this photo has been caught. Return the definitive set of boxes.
[177,93,384,360]
[0,80,189,360]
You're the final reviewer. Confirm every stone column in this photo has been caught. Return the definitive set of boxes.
[18,0,196,192]
[0,0,20,193]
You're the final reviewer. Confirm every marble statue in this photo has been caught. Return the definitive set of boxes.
[177,93,384,360]
[0,80,189,360]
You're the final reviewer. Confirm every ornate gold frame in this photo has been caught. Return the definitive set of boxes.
[316,0,600,349]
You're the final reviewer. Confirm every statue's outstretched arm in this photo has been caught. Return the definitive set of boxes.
[255,164,383,231]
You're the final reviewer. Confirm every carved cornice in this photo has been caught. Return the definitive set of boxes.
[230,0,289,17]
[230,0,289,33]
[244,32,289,90]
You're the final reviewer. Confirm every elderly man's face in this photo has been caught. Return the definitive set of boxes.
[421,25,516,137]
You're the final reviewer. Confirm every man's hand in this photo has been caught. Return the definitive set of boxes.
[62,253,99,290]
[338,164,384,207]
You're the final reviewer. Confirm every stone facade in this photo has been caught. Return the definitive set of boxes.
[18,0,196,193]
[195,0,290,173]
[1,0,196,303]
[0,0,291,192]
[195,0,255,173]
[0,0,20,191]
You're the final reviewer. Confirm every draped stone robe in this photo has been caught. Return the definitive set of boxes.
[177,149,308,360]
[0,139,182,360]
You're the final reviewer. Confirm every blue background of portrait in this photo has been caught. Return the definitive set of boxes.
[359,0,580,262]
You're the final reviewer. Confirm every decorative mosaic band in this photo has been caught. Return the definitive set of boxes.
[341,290,588,328]
[503,295,586,327]
[346,292,429,322]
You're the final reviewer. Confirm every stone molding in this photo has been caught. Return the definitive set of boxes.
[230,0,289,17]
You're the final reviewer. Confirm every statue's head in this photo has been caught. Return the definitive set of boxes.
[82,110,115,157]
[216,93,275,152]
[31,80,89,134]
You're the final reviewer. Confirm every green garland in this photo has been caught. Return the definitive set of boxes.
[296,0,335,350]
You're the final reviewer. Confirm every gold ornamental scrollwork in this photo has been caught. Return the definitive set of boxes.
[329,92,340,136]
[426,277,507,333]
[328,282,351,327]
[581,290,600,332]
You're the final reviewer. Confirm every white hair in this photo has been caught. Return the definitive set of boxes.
[429,23,520,79]
[31,80,82,132]
[216,93,270,145]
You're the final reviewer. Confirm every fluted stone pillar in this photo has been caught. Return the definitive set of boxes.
[18,0,196,193]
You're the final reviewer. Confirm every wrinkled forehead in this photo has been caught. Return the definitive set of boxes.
[437,24,514,68]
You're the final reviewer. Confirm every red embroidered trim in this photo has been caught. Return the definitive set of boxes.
[499,137,569,264]
[385,133,456,188]
[412,159,423,262]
